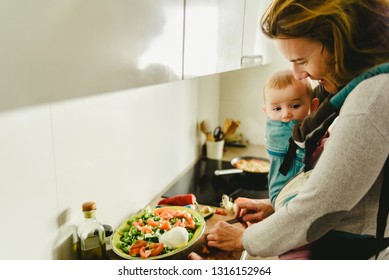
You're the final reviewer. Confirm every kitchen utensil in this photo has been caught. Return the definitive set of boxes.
[213,126,225,141]
[225,216,244,224]
[111,206,205,260]
[200,120,210,134]
[214,156,270,176]
[200,120,214,141]
[214,169,243,176]
[224,120,240,138]
[222,118,232,134]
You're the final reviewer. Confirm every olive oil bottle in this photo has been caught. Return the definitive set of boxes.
[76,201,106,260]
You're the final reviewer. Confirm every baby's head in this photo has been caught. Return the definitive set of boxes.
[263,69,318,122]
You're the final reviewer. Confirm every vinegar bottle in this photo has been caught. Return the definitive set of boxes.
[76,201,106,259]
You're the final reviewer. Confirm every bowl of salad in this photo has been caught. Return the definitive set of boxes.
[112,206,205,259]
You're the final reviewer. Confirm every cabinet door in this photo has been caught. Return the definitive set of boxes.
[0,0,184,111]
[183,0,245,78]
[241,0,272,67]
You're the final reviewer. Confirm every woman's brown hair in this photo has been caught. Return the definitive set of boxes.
[261,0,389,85]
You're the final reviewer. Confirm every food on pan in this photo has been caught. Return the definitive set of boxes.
[233,158,270,173]
[114,207,202,259]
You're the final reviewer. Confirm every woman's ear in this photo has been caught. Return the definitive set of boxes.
[262,105,267,113]
[310,98,320,113]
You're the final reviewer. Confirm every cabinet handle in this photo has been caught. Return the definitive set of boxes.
[241,55,263,68]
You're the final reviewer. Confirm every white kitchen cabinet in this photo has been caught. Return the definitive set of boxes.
[241,0,272,67]
[183,0,272,77]
[183,0,246,78]
[0,0,273,112]
[0,0,184,111]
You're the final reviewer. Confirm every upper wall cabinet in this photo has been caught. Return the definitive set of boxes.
[183,0,245,78]
[0,0,272,112]
[0,0,184,111]
[183,0,272,78]
[241,0,272,67]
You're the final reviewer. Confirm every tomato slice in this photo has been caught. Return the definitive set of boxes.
[140,225,153,233]
[140,246,151,259]
[149,243,164,257]
[132,218,143,226]
[184,217,196,230]
[129,240,147,256]
[159,220,171,230]
[159,212,174,220]
[175,211,191,220]
[131,240,147,248]
[147,218,159,227]
[215,208,227,216]
[173,219,185,227]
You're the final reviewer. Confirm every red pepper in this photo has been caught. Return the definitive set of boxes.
[215,208,227,216]
[157,194,197,206]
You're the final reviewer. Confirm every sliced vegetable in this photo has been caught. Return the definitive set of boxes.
[159,220,171,230]
[129,240,147,256]
[146,218,159,227]
[184,217,196,230]
[215,208,227,216]
[199,206,214,219]
[140,225,153,234]
[140,247,151,259]
[220,194,234,211]
[149,243,164,256]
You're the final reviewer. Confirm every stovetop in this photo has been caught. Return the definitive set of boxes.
[162,157,269,206]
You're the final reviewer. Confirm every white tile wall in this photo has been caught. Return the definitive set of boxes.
[0,75,220,259]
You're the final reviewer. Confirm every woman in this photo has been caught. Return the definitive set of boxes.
[207,0,389,259]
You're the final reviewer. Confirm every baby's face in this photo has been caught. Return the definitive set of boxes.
[264,83,312,123]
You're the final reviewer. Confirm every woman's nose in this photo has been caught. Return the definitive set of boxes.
[292,64,309,80]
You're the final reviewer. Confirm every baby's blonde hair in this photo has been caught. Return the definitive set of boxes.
[264,69,313,100]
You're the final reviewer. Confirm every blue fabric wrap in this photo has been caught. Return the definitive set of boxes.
[265,119,305,206]
[330,63,389,109]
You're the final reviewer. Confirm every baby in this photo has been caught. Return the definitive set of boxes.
[263,69,320,210]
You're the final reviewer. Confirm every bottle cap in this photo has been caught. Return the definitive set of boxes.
[82,201,97,212]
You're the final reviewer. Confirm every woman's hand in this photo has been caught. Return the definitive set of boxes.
[206,222,245,251]
[206,198,274,251]
[235,198,274,224]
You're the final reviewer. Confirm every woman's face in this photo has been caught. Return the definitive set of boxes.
[275,37,339,93]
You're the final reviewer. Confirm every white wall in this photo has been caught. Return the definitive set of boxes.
[0,75,220,259]
[219,42,290,145]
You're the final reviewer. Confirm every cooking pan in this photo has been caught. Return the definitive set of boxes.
[214,156,270,176]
